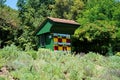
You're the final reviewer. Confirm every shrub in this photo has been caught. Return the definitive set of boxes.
[0,44,21,60]
[0,44,22,68]
[11,53,33,70]
[0,77,5,80]
[25,50,37,59]
[116,52,120,56]
[0,48,120,80]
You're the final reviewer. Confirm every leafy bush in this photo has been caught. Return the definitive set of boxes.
[25,50,37,59]
[0,44,21,68]
[11,53,33,70]
[0,44,21,60]
[0,77,5,80]
[116,52,120,56]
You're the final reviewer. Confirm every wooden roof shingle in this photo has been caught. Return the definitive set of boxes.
[48,17,80,25]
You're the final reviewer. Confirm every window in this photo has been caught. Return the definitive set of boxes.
[40,34,46,47]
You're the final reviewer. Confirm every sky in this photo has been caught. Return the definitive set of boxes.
[5,0,18,10]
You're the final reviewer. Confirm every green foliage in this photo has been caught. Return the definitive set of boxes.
[76,0,118,41]
[0,44,21,60]
[98,56,120,80]
[75,21,116,41]
[0,48,120,80]
[116,52,120,56]
[0,5,21,48]
[75,0,120,54]
[0,44,22,69]
[11,53,33,70]
[51,0,84,19]
[0,77,5,80]
[0,0,6,7]
[25,50,37,59]
[74,20,117,54]
[0,55,6,68]
[17,0,55,29]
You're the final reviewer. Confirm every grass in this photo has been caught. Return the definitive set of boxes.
[0,45,120,80]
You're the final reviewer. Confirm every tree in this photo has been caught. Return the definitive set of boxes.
[112,2,120,27]
[51,0,84,19]
[75,21,116,42]
[0,0,6,7]
[74,0,120,54]
[0,5,20,48]
[17,0,55,27]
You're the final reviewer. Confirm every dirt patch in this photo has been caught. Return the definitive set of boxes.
[0,66,15,80]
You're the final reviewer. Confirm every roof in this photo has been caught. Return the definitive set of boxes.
[34,17,80,35]
[48,17,80,25]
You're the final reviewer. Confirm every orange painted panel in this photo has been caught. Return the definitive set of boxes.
[58,46,63,51]
[62,38,66,43]
[54,37,58,42]
[67,46,71,51]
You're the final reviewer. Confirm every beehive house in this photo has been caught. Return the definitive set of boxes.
[34,17,80,52]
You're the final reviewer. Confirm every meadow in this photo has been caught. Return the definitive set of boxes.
[0,44,120,80]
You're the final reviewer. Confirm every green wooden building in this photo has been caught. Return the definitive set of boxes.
[34,17,80,52]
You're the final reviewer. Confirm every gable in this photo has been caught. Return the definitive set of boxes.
[36,21,52,35]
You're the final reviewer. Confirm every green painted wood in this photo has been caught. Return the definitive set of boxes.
[50,23,79,34]
[37,33,54,50]
[45,33,54,50]
[36,21,52,35]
